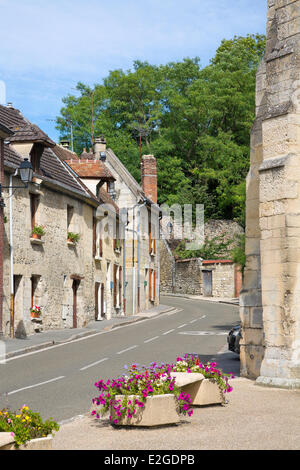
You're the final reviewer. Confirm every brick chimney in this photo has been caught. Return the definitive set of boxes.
[141,155,157,203]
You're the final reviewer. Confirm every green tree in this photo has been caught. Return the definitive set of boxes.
[56,34,265,220]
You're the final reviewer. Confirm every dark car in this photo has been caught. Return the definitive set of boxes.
[227,324,242,355]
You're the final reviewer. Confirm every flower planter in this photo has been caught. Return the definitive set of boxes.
[171,372,224,406]
[30,312,41,319]
[31,233,41,240]
[0,434,53,450]
[109,394,180,427]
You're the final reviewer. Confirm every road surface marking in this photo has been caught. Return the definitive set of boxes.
[7,376,65,395]
[177,324,187,329]
[162,329,175,335]
[190,315,206,323]
[116,345,138,355]
[179,331,228,336]
[166,308,183,316]
[80,357,109,371]
[144,336,159,343]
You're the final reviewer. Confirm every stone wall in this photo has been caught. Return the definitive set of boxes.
[159,238,175,293]
[241,0,300,387]
[174,259,202,296]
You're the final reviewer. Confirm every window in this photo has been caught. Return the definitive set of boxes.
[30,194,39,230]
[31,275,40,310]
[148,269,156,302]
[67,205,74,230]
[148,220,156,255]
[113,265,122,308]
[94,218,103,258]
[114,218,122,252]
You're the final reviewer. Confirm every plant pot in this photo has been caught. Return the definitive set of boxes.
[31,233,41,240]
[96,394,180,427]
[171,372,224,406]
[30,312,41,319]
[0,434,53,450]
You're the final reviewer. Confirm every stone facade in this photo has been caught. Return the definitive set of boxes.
[2,172,96,336]
[68,138,160,316]
[0,105,127,337]
[240,0,300,387]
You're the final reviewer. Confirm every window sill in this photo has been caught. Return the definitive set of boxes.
[31,317,42,322]
[30,237,44,245]
[150,251,156,257]
[94,255,103,261]
[67,241,76,247]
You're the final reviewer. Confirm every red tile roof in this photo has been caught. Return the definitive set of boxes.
[66,159,115,180]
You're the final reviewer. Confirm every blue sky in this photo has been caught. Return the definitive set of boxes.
[0,0,267,142]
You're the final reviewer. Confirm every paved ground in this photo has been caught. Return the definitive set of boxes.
[53,376,300,450]
[0,304,176,360]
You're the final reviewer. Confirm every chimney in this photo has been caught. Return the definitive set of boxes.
[60,140,70,149]
[93,135,106,159]
[141,155,157,203]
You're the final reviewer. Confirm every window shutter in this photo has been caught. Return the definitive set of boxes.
[113,265,117,307]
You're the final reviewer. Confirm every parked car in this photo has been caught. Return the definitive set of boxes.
[227,324,242,355]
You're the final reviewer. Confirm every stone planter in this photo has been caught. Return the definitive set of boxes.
[108,394,180,427]
[171,372,224,406]
[0,433,53,450]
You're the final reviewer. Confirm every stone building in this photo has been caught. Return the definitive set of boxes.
[66,137,160,316]
[0,104,121,337]
[240,0,300,388]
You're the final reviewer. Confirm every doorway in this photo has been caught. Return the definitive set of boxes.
[202,270,213,297]
[95,282,105,320]
[72,279,81,328]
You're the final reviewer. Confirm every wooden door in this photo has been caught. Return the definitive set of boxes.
[202,270,212,297]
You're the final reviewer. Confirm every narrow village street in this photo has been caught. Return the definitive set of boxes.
[0,296,240,422]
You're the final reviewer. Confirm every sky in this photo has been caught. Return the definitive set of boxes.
[0,0,267,142]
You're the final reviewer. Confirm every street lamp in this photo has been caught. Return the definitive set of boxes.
[0,158,33,206]
[19,158,34,186]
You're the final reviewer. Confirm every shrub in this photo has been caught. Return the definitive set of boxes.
[0,405,59,448]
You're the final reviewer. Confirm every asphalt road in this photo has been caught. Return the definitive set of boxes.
[0,296,240,422]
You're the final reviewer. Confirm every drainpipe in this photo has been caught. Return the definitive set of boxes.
[9,170,17,338]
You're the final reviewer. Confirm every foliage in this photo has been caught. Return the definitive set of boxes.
[32,225,45,236]
[56,34,266,222]
[92,363,193,425]
[173,234,234,260]
[230,233,246,272]
[67,232,80,243]
[0,405,59,448]
[162,354,235,395]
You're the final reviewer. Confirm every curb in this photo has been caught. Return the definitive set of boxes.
[2,306,177,360]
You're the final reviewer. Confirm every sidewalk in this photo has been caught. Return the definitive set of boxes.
[1,304,175,360]
[162,293,239,305]
[53,375,300,450]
